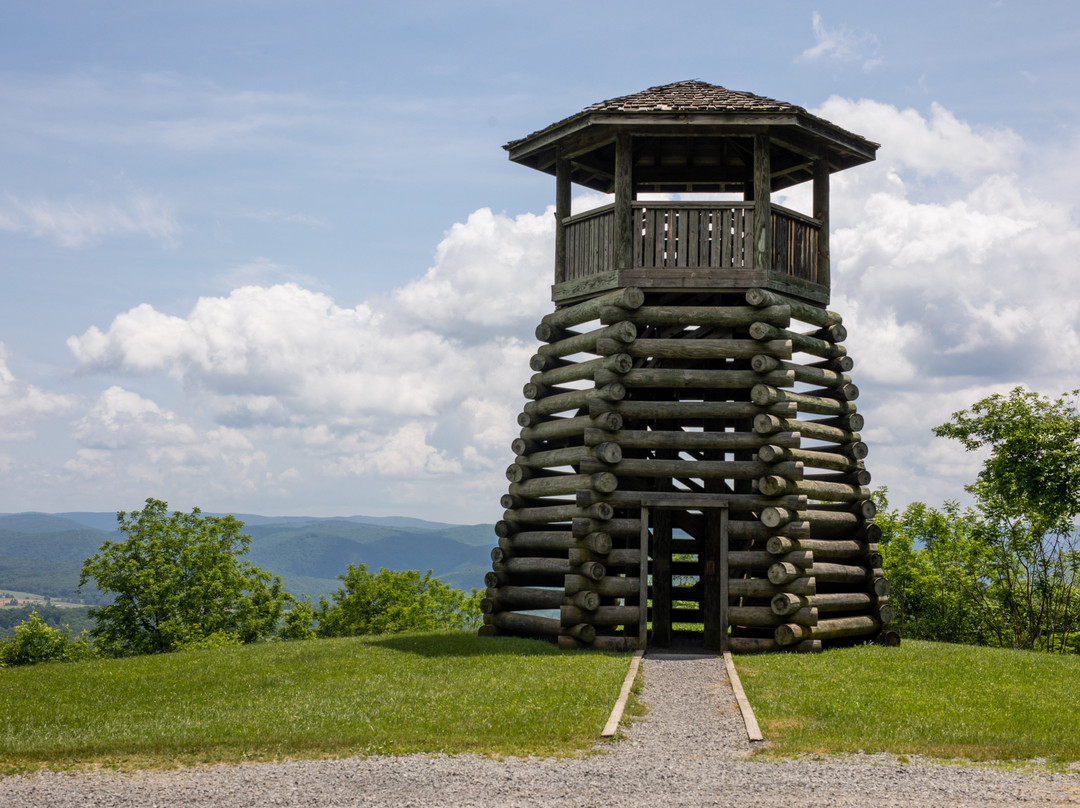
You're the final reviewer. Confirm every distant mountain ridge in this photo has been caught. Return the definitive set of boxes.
[0,511,494,603]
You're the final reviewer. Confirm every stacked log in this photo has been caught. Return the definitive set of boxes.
[481,284,891,652]
[744,288,891,648]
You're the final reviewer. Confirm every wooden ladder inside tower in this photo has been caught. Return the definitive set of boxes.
[637,496,729,652]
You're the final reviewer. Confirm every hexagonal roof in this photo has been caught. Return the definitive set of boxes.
[506,80,878,194]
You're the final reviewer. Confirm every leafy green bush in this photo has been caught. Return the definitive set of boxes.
[0,605,93,639]
[0,612,92,667]
[279,599,317,640]
[875,492,998,645]
[316,564,481,637]
[79,499,292,656]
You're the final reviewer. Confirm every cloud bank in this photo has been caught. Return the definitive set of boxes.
[3,98,1079,521]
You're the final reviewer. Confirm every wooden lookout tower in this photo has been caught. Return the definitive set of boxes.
[480,81,895,653]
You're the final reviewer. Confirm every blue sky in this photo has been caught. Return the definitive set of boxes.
[2,1,1079,521]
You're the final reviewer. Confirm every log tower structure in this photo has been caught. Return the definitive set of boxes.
[480,81,895,653]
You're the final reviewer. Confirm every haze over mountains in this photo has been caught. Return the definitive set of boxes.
[0,512,494,603]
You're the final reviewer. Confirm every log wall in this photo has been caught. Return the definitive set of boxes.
[481,285,892,653]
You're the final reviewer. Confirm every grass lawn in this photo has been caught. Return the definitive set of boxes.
[735,639,1080,764]
[0,631,632,774]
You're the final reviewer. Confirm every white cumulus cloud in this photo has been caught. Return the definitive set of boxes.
[0,343,77,440]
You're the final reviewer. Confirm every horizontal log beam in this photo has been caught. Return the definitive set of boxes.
[753,413,860,445]
[758,445,863,473]
[519,412,623,442]
[757,476,871,503]
[564,574,640,598]
[537,320,637,359]
[578,488,806,514]
[808,592,876,613]
[530,353,633,388]
[807,615,882,642]
[561,604,639,627]
[500,530,612,554]
[750,354,851,388]
[745,288,841,328]
[749,321,846,359]
[729,549,812,570]
[727,636,821,654]
[481,586,564,613]
[808,562,871,584]
[573,517,641,538]
[499,502,611,527]
[603,368,795,390]
[542,286,645,330]
[593,399,794,421]
[600,303,791,328]
[767,537,875,559]
[580,456,801,481]
[508,471,618,499]
[515,442,622,470]
[596,337,791,361]
[730,605,818,628]
[491,611,561,636]
[586,428,800,452]
[751,384,856,417]
[728,576,816,598]
[523,384,626,420]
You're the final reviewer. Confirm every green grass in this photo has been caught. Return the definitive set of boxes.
[735,639,1080,764]
[0,631,632,773]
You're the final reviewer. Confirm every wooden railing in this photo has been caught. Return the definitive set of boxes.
[771,207,820,283]
[562,202,821,283]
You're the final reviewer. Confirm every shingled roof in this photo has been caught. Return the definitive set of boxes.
[582,80,801,115]
[506,80,809,151]
[504,80,878,193]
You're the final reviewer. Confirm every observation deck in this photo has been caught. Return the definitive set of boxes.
[558,200,824,304]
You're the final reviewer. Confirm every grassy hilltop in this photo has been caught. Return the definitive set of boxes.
[2,633,1079,774]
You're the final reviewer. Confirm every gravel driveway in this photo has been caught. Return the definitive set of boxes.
[3,648,1078,807]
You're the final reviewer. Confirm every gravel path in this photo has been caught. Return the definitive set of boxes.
[3,648,1078,807]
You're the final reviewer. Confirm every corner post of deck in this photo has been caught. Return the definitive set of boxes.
[813,151,830,289]
[555,153,571,284]
[752,132,772,271]
[614,132,634,271]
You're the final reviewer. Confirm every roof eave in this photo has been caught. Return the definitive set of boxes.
[507,110,878,177]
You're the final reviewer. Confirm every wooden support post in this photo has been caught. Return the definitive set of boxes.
[702,506,729,652]
[638,506,649,650]
[753,132,772,270]
[615,132,633,271]
[813,153,830,289]
[720,506,729,654]
[555,154,571,284]
[651,508,672,648]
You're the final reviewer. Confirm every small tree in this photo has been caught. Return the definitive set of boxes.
[0,612,92,667]
[79,499,291,656]
[875,491,998,645]
[315,564,481,638]
[934,388,1080,652]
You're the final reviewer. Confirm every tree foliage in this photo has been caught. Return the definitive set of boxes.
[934,387,1080,536]
[79,499,291,656]
[314,564,481,638]
[883,388,1080,653]
[875,492,998,646]
[933,388,1080,651]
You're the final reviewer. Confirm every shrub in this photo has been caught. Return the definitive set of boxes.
[0,612,93,667]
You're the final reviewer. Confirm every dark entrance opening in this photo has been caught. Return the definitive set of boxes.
[640,498,729,652]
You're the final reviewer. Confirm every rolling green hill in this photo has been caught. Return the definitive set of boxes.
[0,512,494,606]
